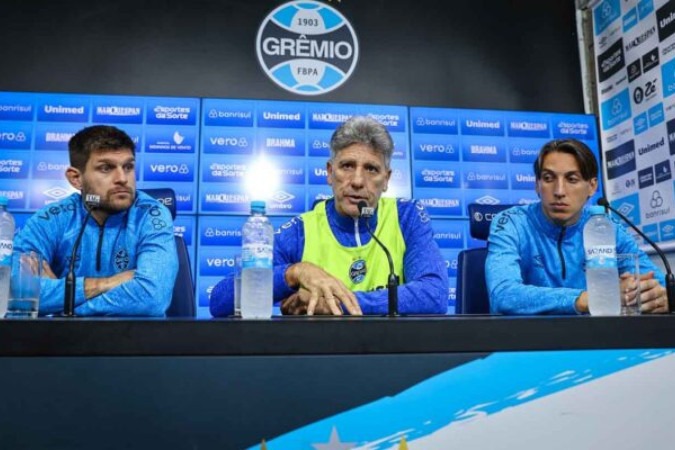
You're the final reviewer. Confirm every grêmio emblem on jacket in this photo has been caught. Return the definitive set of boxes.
[349,259,367,284]
[115,249,130,270]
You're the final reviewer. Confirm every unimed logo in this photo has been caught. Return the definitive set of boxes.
[667,118,675,155]
[657,0,675,42]
[256,1,358,95]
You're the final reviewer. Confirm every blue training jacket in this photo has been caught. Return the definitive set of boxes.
[210,198,448,316]
[14,191,178,316]
[486,202,665,315]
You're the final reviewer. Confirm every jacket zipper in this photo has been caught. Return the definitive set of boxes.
[96,224,104,271]
[354,218,362,247]
[557,227,567,280]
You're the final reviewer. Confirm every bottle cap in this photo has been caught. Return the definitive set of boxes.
[0,196,8,207]
[588,205,605,216]
[251,200,266,214]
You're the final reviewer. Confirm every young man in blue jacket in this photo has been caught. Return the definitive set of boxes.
[211,116,448,316]
[486,138,667,315]
[14,125,178,316]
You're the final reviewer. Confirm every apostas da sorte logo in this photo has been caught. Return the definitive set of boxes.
[256,0,359,96]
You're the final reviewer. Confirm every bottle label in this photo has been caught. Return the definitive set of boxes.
[585,245,617,269]
[0,239,12,266]
[241,243,273,269]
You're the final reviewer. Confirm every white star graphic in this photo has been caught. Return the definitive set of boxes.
[311,427,356,450]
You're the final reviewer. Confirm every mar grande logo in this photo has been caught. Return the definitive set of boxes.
[256,0,359,96]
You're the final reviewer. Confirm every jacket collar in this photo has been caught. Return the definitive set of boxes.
[531,201,589,238]
[325,198,378,232]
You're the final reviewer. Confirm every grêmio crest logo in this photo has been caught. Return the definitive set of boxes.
[256,1,359,96]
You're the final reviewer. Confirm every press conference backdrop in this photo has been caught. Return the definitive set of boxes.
[592,0,675,250]
[0,91,599,316]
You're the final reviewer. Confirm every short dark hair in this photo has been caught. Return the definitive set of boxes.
[329,116,394,169]
[68,125,135,171]
[533,139,598,181]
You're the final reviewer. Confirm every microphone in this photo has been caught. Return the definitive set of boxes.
[357,201,399,316]
[597,197,675,313]
[64,194,100,317]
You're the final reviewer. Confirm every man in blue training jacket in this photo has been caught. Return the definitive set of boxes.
[486,138,667,315]
[14,125,178,316]
[210,116,448,316]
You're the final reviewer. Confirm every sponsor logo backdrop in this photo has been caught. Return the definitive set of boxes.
[593,0,675,249]
[0,92,598,315]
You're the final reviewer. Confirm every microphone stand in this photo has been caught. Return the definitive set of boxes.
[358,201,399,316]
[64,194,100,317]
[598,198,675,313]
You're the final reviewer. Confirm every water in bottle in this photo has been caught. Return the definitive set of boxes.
[584,205,620,316]
[240,201,274,319]
[0,196,16,318]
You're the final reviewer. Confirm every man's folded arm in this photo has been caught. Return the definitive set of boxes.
[76,216,178,316]
[486,221,581,315]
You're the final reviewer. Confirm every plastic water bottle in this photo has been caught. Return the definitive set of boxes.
[240,200,274,319]
[584,205,620,316]
[0,196,16,318]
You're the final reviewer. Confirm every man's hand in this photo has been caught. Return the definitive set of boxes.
[284,262,362,316]
[84,270,135,299]
[280,288,342,315]
[619,271,640,309]
[41,260,57,279]
[574,291,589,314]
[638,271,668,314]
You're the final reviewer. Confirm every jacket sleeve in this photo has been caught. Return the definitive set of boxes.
[272,216,304,303]
[75,206,178,317]
[486,211,582,315]
[356,200,448,315]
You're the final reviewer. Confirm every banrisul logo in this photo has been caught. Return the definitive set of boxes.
[256,1,359,96]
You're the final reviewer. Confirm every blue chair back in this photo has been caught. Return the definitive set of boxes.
[141,188,196,317]
[456,203,513,314]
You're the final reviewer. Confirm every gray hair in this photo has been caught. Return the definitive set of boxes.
[329,116,394,169]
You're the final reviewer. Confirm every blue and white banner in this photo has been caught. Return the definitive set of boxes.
[593,0,675,249]
[0,91,598,316]
[410,107,600,218]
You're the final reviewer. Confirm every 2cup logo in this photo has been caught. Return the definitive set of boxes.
[633,80,657,104]
[256,1,359,96]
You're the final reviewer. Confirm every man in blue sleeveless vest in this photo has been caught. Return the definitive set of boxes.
[210,116,447,316]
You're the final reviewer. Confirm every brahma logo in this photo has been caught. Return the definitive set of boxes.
[256,1,359,95]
